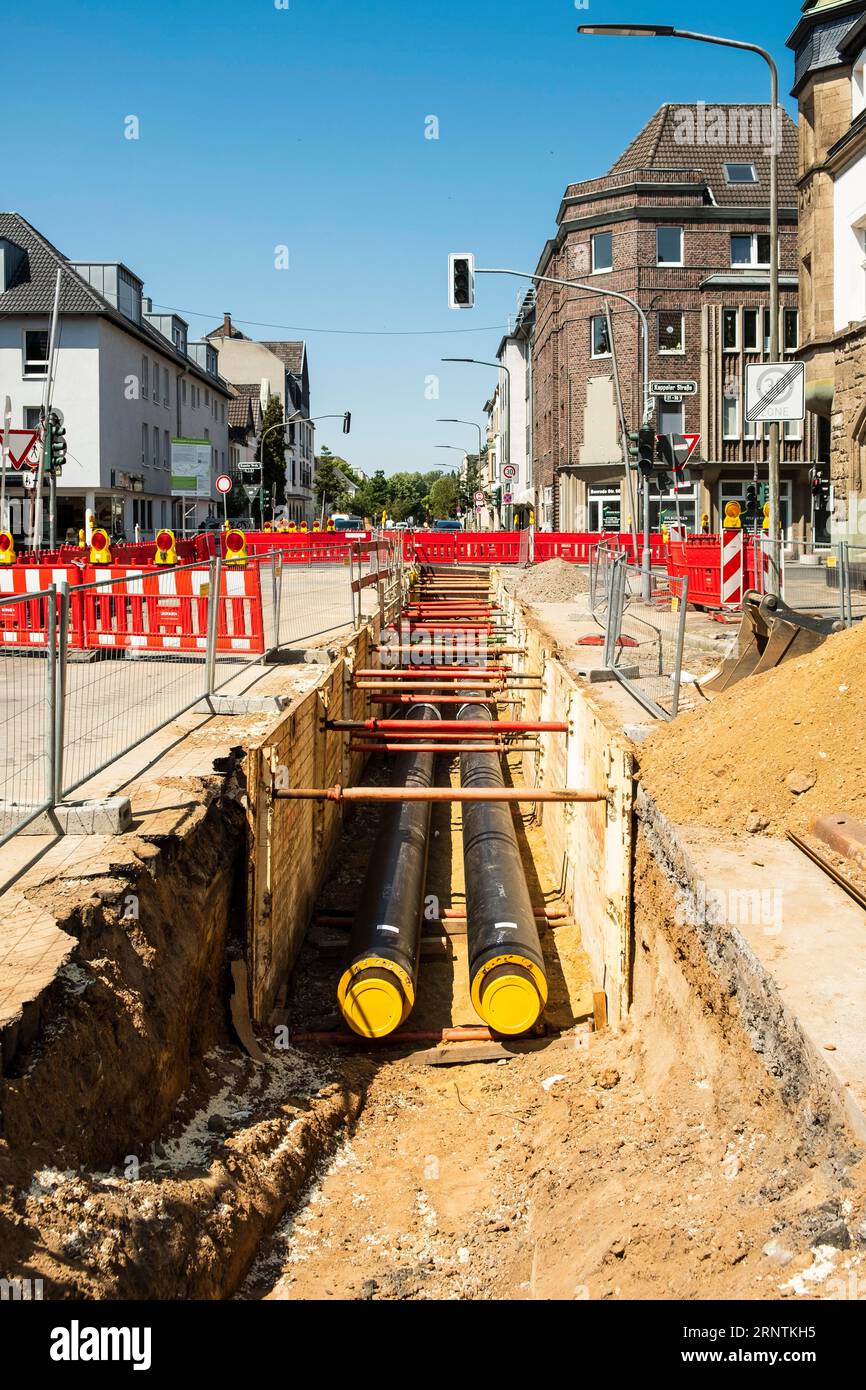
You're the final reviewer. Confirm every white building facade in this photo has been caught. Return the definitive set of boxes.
[0,216,230,541]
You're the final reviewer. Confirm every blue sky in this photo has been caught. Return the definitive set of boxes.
[3,0,800,476]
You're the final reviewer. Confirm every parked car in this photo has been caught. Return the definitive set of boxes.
[432,518,463,532]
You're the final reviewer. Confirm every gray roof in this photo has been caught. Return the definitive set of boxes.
[0,212,230,394]
[607,105,799,208]
[261,340,305,376]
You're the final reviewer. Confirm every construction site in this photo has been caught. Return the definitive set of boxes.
[1,529,865,1306]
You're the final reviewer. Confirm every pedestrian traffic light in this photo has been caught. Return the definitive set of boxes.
[448,253,475,310]
[637,425,656,477]
[48,411,67,474]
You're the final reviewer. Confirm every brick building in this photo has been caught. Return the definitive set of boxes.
[532,103,815,538]
[787,0,866,546]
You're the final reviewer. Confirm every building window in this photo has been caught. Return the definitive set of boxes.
[152,426,159,468]
[23,331,49,377]
[141,356,149,398]
[141,423,148,465]
[164,431,170,469]
[591,232,613,273]
[762,308,771,353]
[722,309,740,351]
[590,315,611,357]
[656,398,684,436]
[784,309,799,353]
[163,368,169,407]
[723,393,740,440]
[725,163,758,184]
[784,418,802,442]
[853,49,866,118]
[182,379,187,405]
[656,227,683,266]
[743,309,759,351]
[152,360,160,401]
[731,233,771,268]
[658,311,685,354]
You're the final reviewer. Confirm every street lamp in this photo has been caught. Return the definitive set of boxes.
[435,418,485,456]
[259,410,352,522]
[577,22,782,587]
[441,357,513,527]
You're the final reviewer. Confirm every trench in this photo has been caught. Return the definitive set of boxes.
[1,567,863,1301]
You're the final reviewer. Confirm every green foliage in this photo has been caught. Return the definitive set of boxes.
[256,396,287,506]
[428,474,460,519]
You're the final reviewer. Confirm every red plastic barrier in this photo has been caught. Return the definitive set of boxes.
[666,533,771,609]
[82,562,264,654]
[0,564,85,647]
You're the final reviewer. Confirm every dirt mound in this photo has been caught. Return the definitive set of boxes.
[639,619,866,838]
[505,559,589,605]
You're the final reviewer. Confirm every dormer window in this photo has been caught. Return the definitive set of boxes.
[725,163,759,185]
[854,50,866,119]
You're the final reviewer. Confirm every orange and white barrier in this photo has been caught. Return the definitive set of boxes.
[84,564,265,655]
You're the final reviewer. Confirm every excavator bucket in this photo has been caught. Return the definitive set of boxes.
[700,591,842,696]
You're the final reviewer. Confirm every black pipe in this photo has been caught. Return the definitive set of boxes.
[458,700,548,1036]
[337,702,440,1037]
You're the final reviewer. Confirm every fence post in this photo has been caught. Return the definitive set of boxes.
[840,542,851,627]
[205,555,221,696]
[45,585,58,810]
[671,575,689,719]
[53,581,69,805]
[603,556,625,668]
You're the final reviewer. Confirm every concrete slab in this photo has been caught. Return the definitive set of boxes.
[678,826,866,1141]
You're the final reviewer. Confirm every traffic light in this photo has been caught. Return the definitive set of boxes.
[637,425,656,477]
[48,411,67,474]
[343,412,352,435]
[448,252,475,310]
[626,431,640,466]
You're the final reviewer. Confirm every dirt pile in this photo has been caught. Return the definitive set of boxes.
[504,559,589,605]
[639,620,866,838]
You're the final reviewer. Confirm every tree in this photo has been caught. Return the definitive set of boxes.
[256,396,287,515]
[458,455,484,510]
[314,453,353,513]
[429,474,460,518]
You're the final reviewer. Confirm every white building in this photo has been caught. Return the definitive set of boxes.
[205,315,315,523]
[495,289,536,525]
[0,214,230,540]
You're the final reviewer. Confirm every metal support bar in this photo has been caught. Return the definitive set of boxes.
[275,785,606,804]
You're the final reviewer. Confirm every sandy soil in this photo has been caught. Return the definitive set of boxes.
[243,1020,866,1302]
[639,621,866,839]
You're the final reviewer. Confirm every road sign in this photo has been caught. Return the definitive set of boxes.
[215,473,232,494]
[657,433,702,471]
[23,469,36,489]
[0,429,40,469]
[502,464,516,479]
[503,492,513,505]
[745,361,805,423]
[650,379,698,397]
[474,490,485,504]
[242,485,259,503]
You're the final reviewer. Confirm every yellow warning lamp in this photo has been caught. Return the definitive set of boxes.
[723,501,742,530]
[276,517,289,533]
[661,523,669,544]
[701,512,710,535]
[312,520,321,532]
[263,519,273,533]
[78,528,86,546]
[224,528,248,565]
[288,520,297,532]
[299,520,308,532]
[89,528,112,564]
[326,517,336,532]
[154,528,177,566]
[763,502,770,532]
[0,531,15,565]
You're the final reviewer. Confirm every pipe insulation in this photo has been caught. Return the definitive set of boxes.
[458,700,548,1036]
[337,702,440,1038]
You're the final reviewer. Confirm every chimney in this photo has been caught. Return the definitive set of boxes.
[223,312,232,337]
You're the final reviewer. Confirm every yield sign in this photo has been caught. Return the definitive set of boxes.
[0,429,40,469]
[658,432,701,472]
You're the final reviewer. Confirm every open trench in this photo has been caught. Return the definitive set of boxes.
[1,565,864,1301]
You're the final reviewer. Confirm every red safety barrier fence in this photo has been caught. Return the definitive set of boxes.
[11,534,216,568]
[667,532,771,609]
[0,562,264,654]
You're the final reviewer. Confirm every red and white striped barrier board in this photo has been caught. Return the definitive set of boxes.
[721,530,744,606]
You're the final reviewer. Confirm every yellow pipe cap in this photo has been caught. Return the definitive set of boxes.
[340,966,407,1039]
[479,965,544,1037]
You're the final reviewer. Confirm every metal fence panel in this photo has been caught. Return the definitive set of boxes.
[0,587,57,845]
[606,557,689,721]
